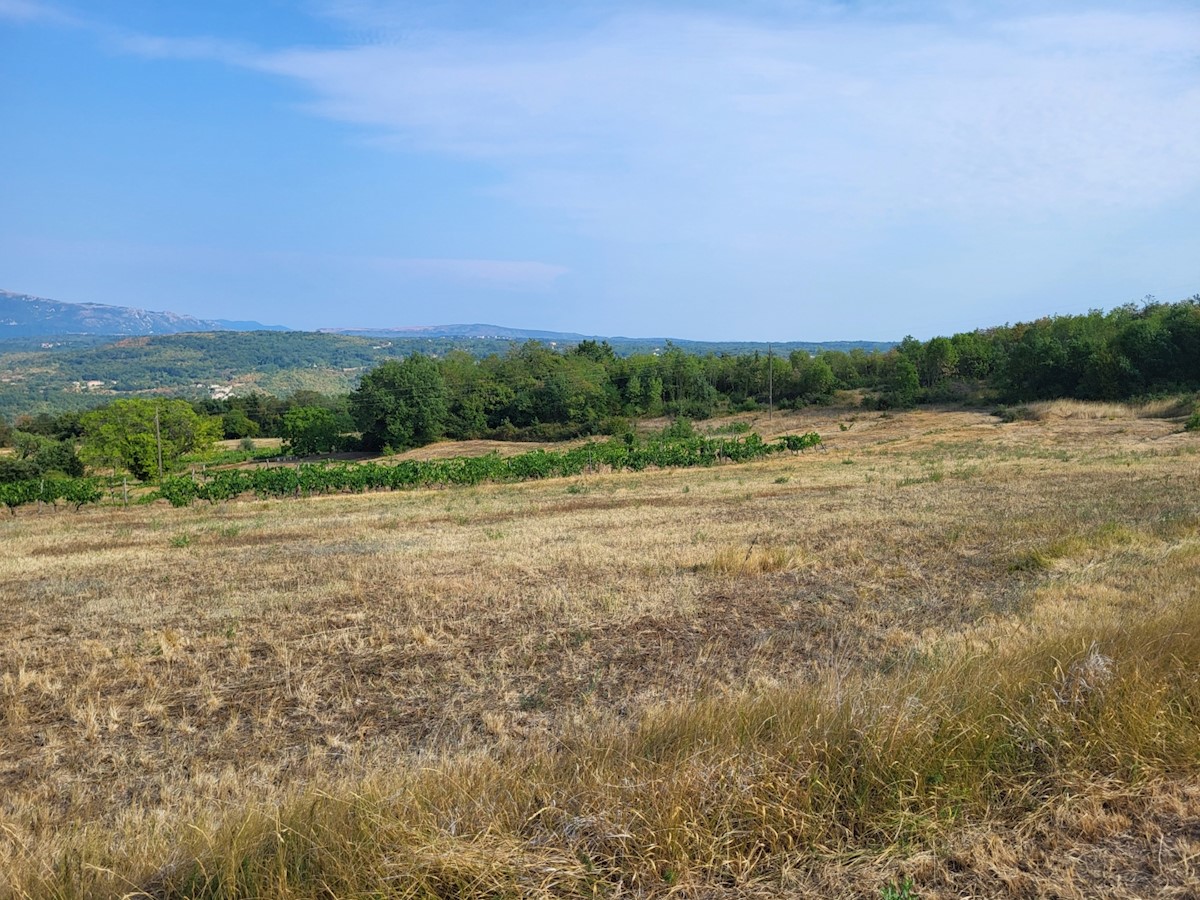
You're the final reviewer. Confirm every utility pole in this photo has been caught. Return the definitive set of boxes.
[767,344,773,421]
[155,403,164,481]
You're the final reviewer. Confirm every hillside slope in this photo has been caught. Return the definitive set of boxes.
[0,290,286,337]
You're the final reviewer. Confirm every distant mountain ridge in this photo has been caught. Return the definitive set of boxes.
[321,324,592,341]
[1,289,892,353]
[0,290,288,337]
[322,324,894,355]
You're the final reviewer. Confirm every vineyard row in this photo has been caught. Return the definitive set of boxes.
[1,432,820,513]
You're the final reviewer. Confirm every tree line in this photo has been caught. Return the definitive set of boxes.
[2,297,1198,486]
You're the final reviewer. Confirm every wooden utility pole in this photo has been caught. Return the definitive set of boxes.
[767,344,773,421]
[154,404,164,481]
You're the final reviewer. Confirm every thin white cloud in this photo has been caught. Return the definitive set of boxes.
[6,1,1197,336]
[0,0,80,26]
[241,5,1200,249]
[112,32,254,65]
[17,2,1198,243]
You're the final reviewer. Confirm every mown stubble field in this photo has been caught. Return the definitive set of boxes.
[3,405,1199,898]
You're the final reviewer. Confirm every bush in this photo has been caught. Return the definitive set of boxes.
[598,416,630,436]
[1186,409,1200,432]
[0,433,84,482]
[662,418,697,440]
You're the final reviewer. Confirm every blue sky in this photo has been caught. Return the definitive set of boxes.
[1,1,1197,340]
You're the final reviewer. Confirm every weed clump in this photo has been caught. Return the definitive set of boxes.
[993,405,1038,423]
[707,543,793,575]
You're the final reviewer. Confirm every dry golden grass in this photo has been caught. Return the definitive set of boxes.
[214,437,284,451]
[397,437,592,461]
[2,404,1199,898]
[1027,396,1195,420]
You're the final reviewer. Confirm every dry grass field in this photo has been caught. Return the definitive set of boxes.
[3,405,1200,898]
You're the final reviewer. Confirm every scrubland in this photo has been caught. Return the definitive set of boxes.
[2,406,1199,898]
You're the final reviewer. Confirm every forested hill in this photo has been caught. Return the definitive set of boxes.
[3,297,1199,425]
[0,332,404,418]
[0,329,894,419]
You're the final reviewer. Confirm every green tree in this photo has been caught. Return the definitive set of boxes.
[661,344,718,418]
[950,331,996,380]
[880,355,920,408]
[920,336,959,387]
[351,354,449,451]
[221,408,260,440]
[896,334,924,362]
[80,399,222,480]
[795,356,836,402]
[570,339,616,364]
[281,406,342,456]
[0,431,84,483]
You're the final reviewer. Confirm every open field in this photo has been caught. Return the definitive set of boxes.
[3,406,1200,897]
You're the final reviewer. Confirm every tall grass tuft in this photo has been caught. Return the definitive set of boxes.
[1026,397,1196,421]
[707,543,794,575]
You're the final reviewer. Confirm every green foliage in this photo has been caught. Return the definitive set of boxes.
[13,410,84,440]
[156,432,821,507]
[919,336,958,388]
[0,431,84,482]
[1186,409,1200,432]
[662,417,698,440]
[877,355,920,409]
[881,878,918,900]
[80,398,222,481]
[8,298,1200,433]
[281,406,343,456]
[40,331,408,391]
[0,476,102,514]
[351,354,448,452]
[220,408,259,439]
[994,298,1200,401]
[779,432,823,452]
[799,356,837,400]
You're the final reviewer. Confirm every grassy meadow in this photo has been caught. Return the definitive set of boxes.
[2,404,1200,898]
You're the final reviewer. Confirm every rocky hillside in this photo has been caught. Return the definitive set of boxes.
[0,290,286,337]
